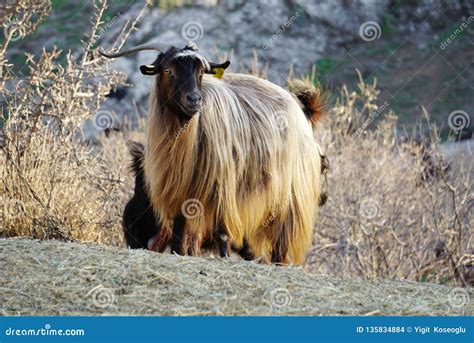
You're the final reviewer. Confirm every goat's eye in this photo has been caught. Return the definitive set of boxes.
[164,68,171,75]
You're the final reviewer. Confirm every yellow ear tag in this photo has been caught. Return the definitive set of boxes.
[213,68,225,79]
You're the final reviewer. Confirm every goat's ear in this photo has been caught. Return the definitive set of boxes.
[207,61,230,72]
[205,61,230,79]
[140,64,159,75]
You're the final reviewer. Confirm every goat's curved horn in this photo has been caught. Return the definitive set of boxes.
[99,42,171,58]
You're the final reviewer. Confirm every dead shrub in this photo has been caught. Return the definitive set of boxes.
[307,72,473,287]
[0,0,147,245]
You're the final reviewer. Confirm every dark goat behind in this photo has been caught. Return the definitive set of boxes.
[122,141,160,249]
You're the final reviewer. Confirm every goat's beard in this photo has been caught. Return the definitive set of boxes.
[167,98,200,121]
[177,102,201,119]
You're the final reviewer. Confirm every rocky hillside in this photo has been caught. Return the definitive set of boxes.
[102,0,473,137]
[6,0,472,140]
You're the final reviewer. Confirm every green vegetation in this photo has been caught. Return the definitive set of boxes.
[314,57,346,86]
[381,13,396,36]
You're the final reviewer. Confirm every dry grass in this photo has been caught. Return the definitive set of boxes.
[307,73,473,287]
[0,0,472,298]
[1,238,472,316]
[0,0,147,245]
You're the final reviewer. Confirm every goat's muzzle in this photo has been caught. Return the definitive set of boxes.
[181,92,202,117]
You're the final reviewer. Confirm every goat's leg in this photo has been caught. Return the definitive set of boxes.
[148,229,171,252]
[215,223,231,257]
[187,235,195,255]
[271,232,288,264]
[171,214,187,255]
[237,239,254,260]
[187,231,203,256]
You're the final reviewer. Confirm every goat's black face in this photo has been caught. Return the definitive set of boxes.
[168,55,205,117]
[142,47,207,118]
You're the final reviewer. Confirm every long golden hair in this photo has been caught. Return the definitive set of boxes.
[144,73,321,265]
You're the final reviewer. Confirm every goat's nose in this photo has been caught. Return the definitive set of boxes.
[186,93,202,105]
